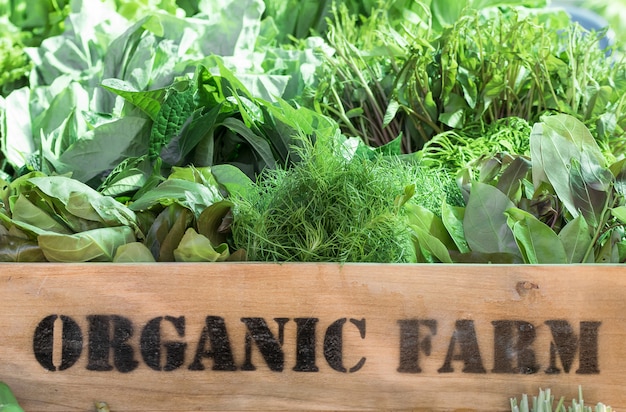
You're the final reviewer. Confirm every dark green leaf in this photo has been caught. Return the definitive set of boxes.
[505,207,568,264]
[150,85,196,161]
[197,200,234,246]
[410,224,453,263]
[442,202,469,253]
[221,117,276,170]
[0,233,47,262]
[464,182,519,255]
[496,156,531,202]
[569,158,610,228]
[558,215,593,263]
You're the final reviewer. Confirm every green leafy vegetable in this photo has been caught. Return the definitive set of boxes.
[38,226,136,262]
[464,181,519,257]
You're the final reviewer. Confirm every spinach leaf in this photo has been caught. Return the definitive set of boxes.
[505,207,568,264]
[464,181,520,256]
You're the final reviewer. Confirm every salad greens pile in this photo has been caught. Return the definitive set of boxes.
[2,0,626,263]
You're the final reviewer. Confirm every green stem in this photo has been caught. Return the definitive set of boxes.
[581,192,614,263]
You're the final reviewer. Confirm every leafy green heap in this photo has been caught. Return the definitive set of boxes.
[419,116,532,177]
[413,114,626,263]
[396,5,626,156]
[0,0,323,183]
[309,2,412,151]
[231,134,462,263]
[0,173,138,262]
[0,0,70,96]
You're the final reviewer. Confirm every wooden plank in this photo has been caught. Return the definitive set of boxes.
[0,263,623,411]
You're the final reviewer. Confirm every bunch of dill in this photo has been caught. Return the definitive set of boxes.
[231,135,462,263]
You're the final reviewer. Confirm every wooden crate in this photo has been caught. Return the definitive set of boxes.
[0,263,624,411]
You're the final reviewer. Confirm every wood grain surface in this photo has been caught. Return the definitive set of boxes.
[0,263,624,411]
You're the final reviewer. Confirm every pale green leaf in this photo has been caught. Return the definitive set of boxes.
[210,164,254,197]
[611,206,626,224]
[173,228,230,262]
[38,226,136,262]
[11,195,71,234]
[530,114,609,219]
[113,242,156,262]
[569,159,610,228]
[28,176,138,228]
[129,178,222,218]
[383,100,400,128]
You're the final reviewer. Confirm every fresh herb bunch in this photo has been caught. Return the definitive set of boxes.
[395,6,626,155]
[231,133,462,263]
[310,1,411,151]
[510,387,612,412]
[420,116,532,176]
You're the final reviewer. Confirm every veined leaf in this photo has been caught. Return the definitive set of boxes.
[558,215,593,263]
[11,194,72,234]
[150,85,196,161]
[161,104,224,166]
[382,100,400,128]
[129,178,222,218]
[569,158,610,229]
[0,232,47,262]
[210,164,254,198]
[411,224,453,263]
[173,228,230,262]
[98,156,152,197]
[464,182,519,255]
[610,158,626,198]
[442,202,469,253]
[57,116,149,183]
[28,176,138,228]
[406,203,455,250]
[101,78,169,121]
[505,207,568,264]
[113,242,156,263]
[530,114,609,220]
[38,226,136,262]
[496,156,531,202]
